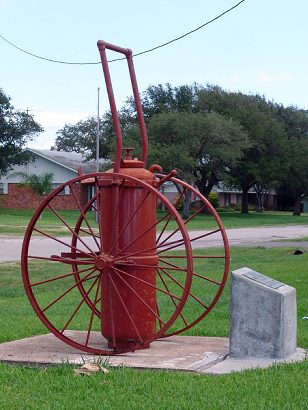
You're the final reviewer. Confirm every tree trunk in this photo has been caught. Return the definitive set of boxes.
[182,189,192,220]
[241,187,249,214]
[195,181,215,200]
[253,183,267,213]
[292,195,301,216]
[172,180,192,219]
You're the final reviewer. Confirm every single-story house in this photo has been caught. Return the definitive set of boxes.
[0,148,99,209]
[163,181,277,210]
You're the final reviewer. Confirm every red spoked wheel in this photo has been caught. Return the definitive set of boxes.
[21,173,193,355]
[156,175,230,337]
[62,174,230,338]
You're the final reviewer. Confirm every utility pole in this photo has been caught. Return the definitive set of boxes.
[95,88,100,224]
[96,87,100,172]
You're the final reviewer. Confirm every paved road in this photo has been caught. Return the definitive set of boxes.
[1,225,307,263]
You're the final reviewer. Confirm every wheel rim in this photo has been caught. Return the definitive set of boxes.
[21,172,193,354]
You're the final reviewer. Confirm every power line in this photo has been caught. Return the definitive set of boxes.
[0,0,246,65]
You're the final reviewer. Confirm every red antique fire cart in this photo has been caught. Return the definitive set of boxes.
[21,41,230,354]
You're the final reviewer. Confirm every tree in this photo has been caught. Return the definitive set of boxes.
[139,83,198,119]
[54,111,131,163]
[0,89,43,175]
[274,106,308,215]
[16,172,54,196]
[197,88,288,213]
[126,109,248,218]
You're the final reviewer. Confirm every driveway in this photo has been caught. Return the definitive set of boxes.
[1,225,307,263]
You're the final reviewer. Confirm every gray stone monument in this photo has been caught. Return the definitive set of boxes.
[230,267,297,359]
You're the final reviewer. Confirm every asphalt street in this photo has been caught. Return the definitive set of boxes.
[0,225,307,263]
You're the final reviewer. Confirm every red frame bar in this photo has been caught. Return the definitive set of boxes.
[97,40,148,171]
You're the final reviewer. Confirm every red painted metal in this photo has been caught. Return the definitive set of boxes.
[20,40,230,355]
[156,175,230,337]
[97,41,148,169]
[21,173,194,354]
[99,166,158,349]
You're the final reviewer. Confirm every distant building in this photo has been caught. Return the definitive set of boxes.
[161,181,277,210]
[0,148,100,209]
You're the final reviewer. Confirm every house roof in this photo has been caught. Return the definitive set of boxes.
[27,148,99,174]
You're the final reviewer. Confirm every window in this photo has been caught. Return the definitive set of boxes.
[0,183,8,194]
[51,183,66,195]
[224,193,231,206]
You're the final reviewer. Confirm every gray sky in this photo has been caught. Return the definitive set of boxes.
[1,0,307,148]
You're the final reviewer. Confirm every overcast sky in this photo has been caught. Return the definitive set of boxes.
[1,0,307,149]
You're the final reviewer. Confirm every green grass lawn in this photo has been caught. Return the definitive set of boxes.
[0,208,96,236]
[0,208,307,236]
[0,361,306,410]
[0,246,307,409]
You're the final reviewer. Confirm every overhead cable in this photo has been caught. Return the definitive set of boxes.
[0,0,246,65]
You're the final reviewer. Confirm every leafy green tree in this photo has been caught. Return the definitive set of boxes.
[197,88,288,213]
[127,83,249,190]
[274,106,308,215]
[0,89,43,175]
[139,83,198,119]
[54,113,117,162]
[126,109,248,218]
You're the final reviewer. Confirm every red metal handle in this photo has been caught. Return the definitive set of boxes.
[97,40,148,172]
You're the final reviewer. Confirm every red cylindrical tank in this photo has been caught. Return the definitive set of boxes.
[99,150,159,350]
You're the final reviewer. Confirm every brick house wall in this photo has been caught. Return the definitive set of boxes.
[1,183,88,210]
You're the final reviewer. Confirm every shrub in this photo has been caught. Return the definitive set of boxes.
[216,206,237,213]
[173,195,183,211]
[208,192,219,209]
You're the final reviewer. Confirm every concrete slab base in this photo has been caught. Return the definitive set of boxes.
[0,332,306,374]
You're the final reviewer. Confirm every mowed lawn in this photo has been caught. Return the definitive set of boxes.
[0,246,307,409]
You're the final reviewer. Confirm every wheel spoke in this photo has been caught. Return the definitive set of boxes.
[108,273,117,349]
[159,258,222,286]
[109,189,151,256]
[69,185,101,250]
[155,210,174,244]
[113,229,220,262]
[118,262,184,271]
[159,268,208,309]
[108,272,144,344]
[61,276,100,334]
[155,301,162,330]
[113,239,181,263]
[41,269,99,313]
[95,177,104,247]
[157,270,188,327]
[47,204,97,257]
[112,268,166,326]
[85,276,102,346]
[112,209,172,259]
[27,255,94,265]
[160,254,226,259]
[192,272,222,286]
[78,227,100,239]
[107,182,124,254]
[157,229,221,254]
[29,266,95,287]
[156,187,187,244]
[32,227,94,258]
[158,203,207,247]
[113,266,181,301]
